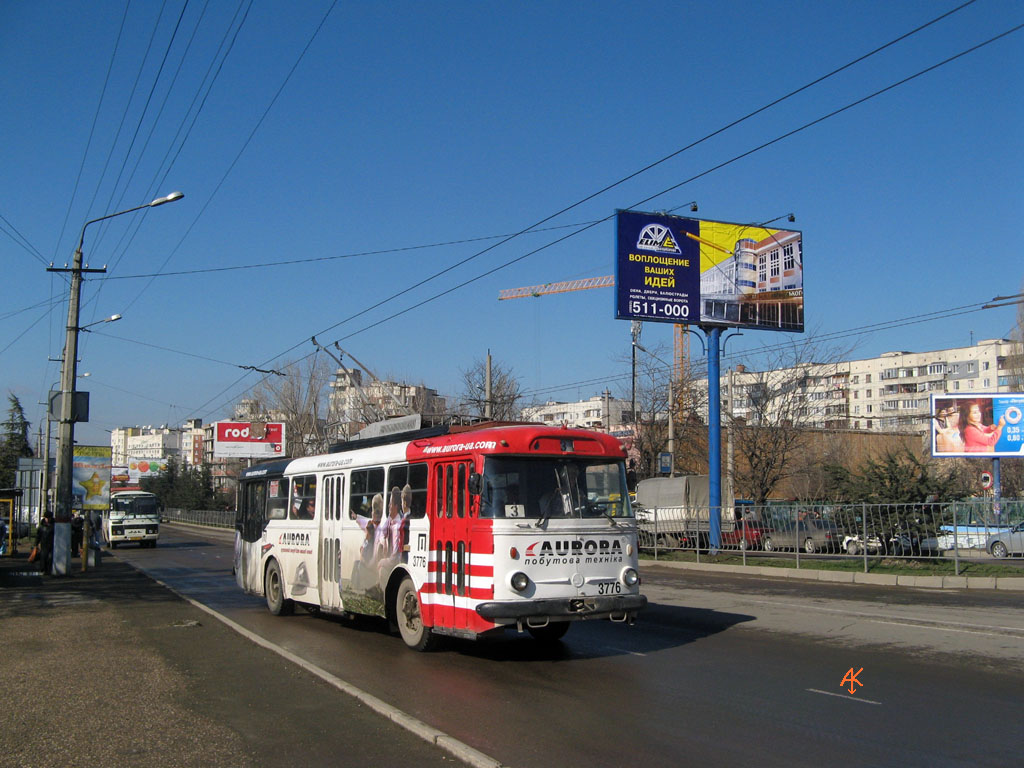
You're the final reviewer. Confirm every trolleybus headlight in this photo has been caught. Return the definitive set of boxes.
[621,567,639,587]
[510,571,530,592]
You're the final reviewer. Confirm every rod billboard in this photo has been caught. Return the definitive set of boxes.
[213,421,286,459]
[615,210,803,332]
[931,393,1024,457]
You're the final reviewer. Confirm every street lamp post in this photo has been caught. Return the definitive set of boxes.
[48,192,182,575]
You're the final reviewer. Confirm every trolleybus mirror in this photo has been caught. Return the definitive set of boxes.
[468,472,482,495]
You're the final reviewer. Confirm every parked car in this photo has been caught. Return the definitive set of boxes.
[761,518,842,554]
[986,521,1024,558]
[842,532,919,556]
[721,522,771,551]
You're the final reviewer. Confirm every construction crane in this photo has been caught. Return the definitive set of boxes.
[498,276,691,383]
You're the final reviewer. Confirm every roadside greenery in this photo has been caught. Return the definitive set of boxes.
[0,394,33,488]
[140,456,216,511]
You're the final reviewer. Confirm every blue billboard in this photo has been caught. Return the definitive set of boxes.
[616,210,804,332]
[615,211,700,324]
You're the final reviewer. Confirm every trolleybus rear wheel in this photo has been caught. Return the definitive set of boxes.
[395,577,435,651]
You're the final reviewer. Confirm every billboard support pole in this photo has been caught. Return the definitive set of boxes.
[992,457,1002,520]
[705,326,722,552]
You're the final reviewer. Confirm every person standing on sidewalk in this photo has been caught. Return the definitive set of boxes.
[35,513,54,574]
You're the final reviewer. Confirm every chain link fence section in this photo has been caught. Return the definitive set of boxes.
[636,499,1024,569]
[162,508,235,529]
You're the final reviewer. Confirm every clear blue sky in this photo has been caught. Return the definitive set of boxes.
[3,1,1022,446]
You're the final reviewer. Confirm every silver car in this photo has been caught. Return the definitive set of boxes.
[987,522,1024,558]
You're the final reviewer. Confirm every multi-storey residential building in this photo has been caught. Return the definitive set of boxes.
[110,426,183,465]
[724,338,1022,435]
[180,418,205,467]
[520,392,633,430]
[328,369,447,439]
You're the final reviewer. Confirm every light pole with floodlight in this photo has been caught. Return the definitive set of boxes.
[47,192,182,575]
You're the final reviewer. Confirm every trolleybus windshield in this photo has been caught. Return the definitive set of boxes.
[479,457,632,520]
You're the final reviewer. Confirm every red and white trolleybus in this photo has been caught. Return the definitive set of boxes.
[234,423,646,650]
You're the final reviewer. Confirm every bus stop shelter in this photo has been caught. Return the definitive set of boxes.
[1,488,24,556]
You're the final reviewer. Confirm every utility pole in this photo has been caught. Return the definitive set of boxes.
[48,242,104,575]
[485,351,493,419]
[48,191,182,575]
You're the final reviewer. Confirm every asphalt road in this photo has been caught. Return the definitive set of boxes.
[115,525,1024,768]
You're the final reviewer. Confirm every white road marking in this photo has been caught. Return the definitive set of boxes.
[807,688,882,705]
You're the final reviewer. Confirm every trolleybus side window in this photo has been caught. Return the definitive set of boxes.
[291,475,317,520]
[385,463,428,519]
[457,463,467,518]
[241,481,267,541]
[349,468,385,519]
[445,466,454,518]
[267,479,289,520]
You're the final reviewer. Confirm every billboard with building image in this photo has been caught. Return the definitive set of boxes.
[615,210,803,332]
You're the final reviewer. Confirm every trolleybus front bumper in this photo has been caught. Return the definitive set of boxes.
[475,593,647,622]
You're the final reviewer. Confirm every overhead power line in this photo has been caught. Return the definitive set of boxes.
[186,10,1018,418]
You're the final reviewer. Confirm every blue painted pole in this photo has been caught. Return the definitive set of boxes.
[993,457,1002,520]
[706,326,722,550]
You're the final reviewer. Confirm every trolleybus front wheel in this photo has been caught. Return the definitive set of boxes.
[395,577,435,651]
[527,621,571,643]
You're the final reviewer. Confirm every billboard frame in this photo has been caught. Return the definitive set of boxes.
[615,209,804,333]
[930,393,1024,458]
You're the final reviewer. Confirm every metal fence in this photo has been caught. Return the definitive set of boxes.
[636,499,1024,571]
[162,508,235,529]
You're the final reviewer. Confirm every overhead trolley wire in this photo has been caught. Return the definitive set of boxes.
[52,0,132,263]
[122,0,339,314]
[184,10,1024,419]
[326,19,1024,349]
[236,1,999,364]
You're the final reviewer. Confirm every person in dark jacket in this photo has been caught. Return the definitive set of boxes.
[71,513,84,557]
[35,513,55,574]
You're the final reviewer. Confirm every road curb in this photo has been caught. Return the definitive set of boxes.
[121,557,509,768]
[641,558,1024,591]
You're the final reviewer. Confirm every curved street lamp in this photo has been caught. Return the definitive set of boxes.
[48,192,183,575]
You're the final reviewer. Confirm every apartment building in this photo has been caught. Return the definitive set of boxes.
[520,392,633,430]
[328,368,447,438]
[110,425,183,465]
[725,338,1022,434]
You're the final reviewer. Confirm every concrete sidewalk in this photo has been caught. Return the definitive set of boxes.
[0,552,461,768]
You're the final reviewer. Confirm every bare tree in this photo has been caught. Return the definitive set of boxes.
[459,357,524,420]
[622,342,708,480]
[239,355,333,458]
[729,339,851,504]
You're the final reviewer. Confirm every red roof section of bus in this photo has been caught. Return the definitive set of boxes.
[405,423,626,461]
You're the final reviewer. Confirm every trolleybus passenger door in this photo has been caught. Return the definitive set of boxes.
[318,473,345,613]
[280,475,319,603]
[432,462,473,631]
